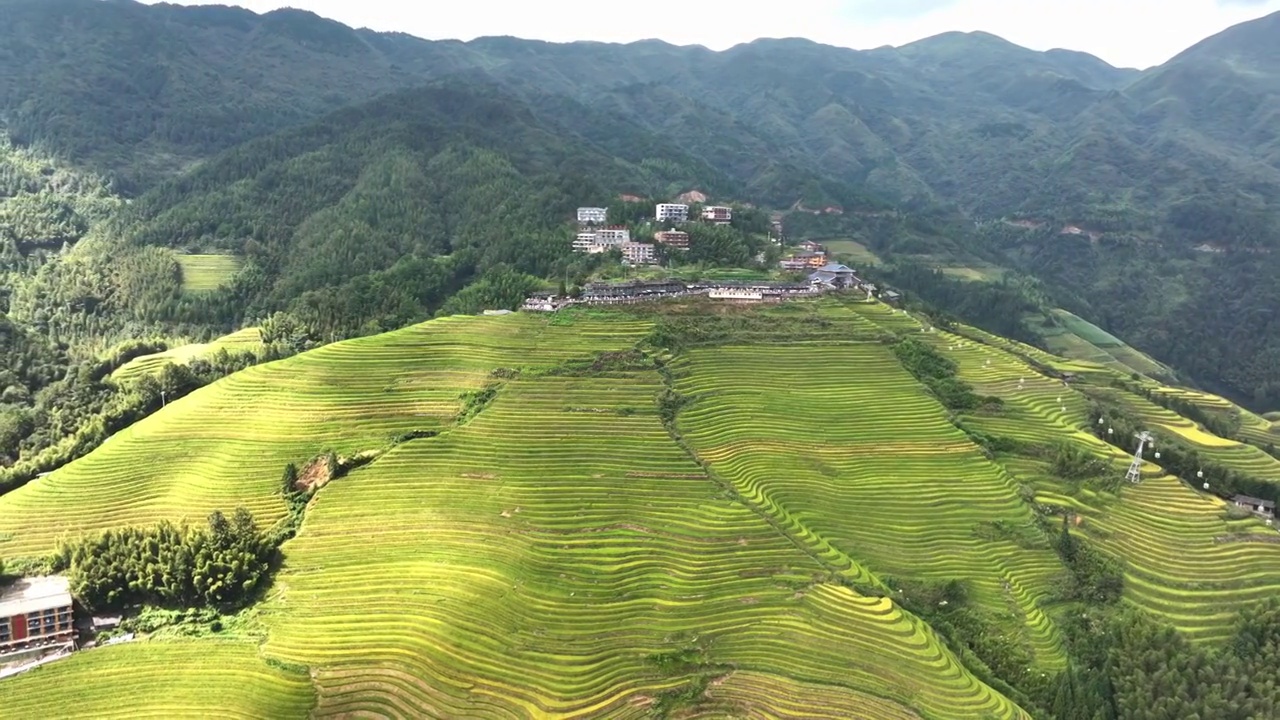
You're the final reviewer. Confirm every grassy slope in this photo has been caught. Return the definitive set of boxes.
[0,639,314,719]
[0,318,497,559]
[0,307,1025,719]
[263,366,1016,718]
[1037,310,1175,380]
[672,308,1067,671]
[111,328,266,382]
[9,298,1280,712]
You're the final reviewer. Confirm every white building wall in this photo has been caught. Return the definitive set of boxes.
[656,204,689,222]
[596,228,631,245]
[621,242,656,264]
[577,207,608,224]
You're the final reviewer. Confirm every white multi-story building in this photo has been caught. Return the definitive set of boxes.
[573,231,598,252]
[655,203,689,223]
[595,226,631,245]
[620,242,656,265]
[702,206,732,224]
[577,207,608,225]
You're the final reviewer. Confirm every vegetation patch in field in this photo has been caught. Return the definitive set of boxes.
[824,239,882,265]
[176,253,242,292]
[941,265,1006,282]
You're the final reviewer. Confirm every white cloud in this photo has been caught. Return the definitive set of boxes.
[143,0,1280,69]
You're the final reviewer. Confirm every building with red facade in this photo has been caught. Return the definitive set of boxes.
[0,576,75,653]
[701,206,732,224]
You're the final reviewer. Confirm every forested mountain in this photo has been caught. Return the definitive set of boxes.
[4,0,1280,407]
[10,81,733,341]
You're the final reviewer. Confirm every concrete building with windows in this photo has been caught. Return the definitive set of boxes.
[655,203,689,223]
[577,207,608,225]
[620,242,657,265]
[595,226,631,245]
[0,576,75,653]
[701,206,732,224]
[573,231,599,252]
[654,230,690,248]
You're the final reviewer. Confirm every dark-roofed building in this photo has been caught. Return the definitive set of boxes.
[1233,495,1276,518]
[808,263,857,289]
[881,289,903,306]
[0,576,75,652]
[582,279,687,302]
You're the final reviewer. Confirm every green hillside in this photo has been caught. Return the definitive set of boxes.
[6,3,1280,716]
[6,0,1280,420]
[4,297,1280,717]
[1036,309,1177,381]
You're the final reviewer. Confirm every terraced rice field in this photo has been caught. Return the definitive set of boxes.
[0,314,647,559]
[1148,385,1280,448]
[176,253,242,292]
[12,296,1280,713]
[1092,387,1280,478]
[0,640,314,718]
[923,320,1280,642]
[111,328,266,382]
[262,370,1023,718]
[672,340,1068,670]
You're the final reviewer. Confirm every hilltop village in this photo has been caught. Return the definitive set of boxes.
[524,195,902,310]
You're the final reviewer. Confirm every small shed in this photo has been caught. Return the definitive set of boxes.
[91,616,122,632]
[1232,495,1276,518]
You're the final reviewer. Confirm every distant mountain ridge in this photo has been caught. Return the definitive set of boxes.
[5,0,1280,407]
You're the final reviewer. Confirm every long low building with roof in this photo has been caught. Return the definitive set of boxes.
[0,576,75,653]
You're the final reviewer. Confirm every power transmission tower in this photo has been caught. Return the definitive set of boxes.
[1126,431,1153,483]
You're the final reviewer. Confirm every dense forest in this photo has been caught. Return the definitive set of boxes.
[56,508,273,611]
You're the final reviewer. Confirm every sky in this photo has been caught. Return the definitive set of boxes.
[145,0,1280,70]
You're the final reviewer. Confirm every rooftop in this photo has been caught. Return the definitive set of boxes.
[1234,495,1276,509]
[817,263,854,273]
[0,576,73,618]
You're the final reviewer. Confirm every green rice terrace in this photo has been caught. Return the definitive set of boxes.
[3,296,1280,718]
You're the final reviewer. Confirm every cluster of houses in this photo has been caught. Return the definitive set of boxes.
[779,240,832,271]
[571,202,734,265]
[522,262,886,311]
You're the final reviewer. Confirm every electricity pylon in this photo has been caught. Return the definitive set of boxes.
[1126,431,1153,483]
